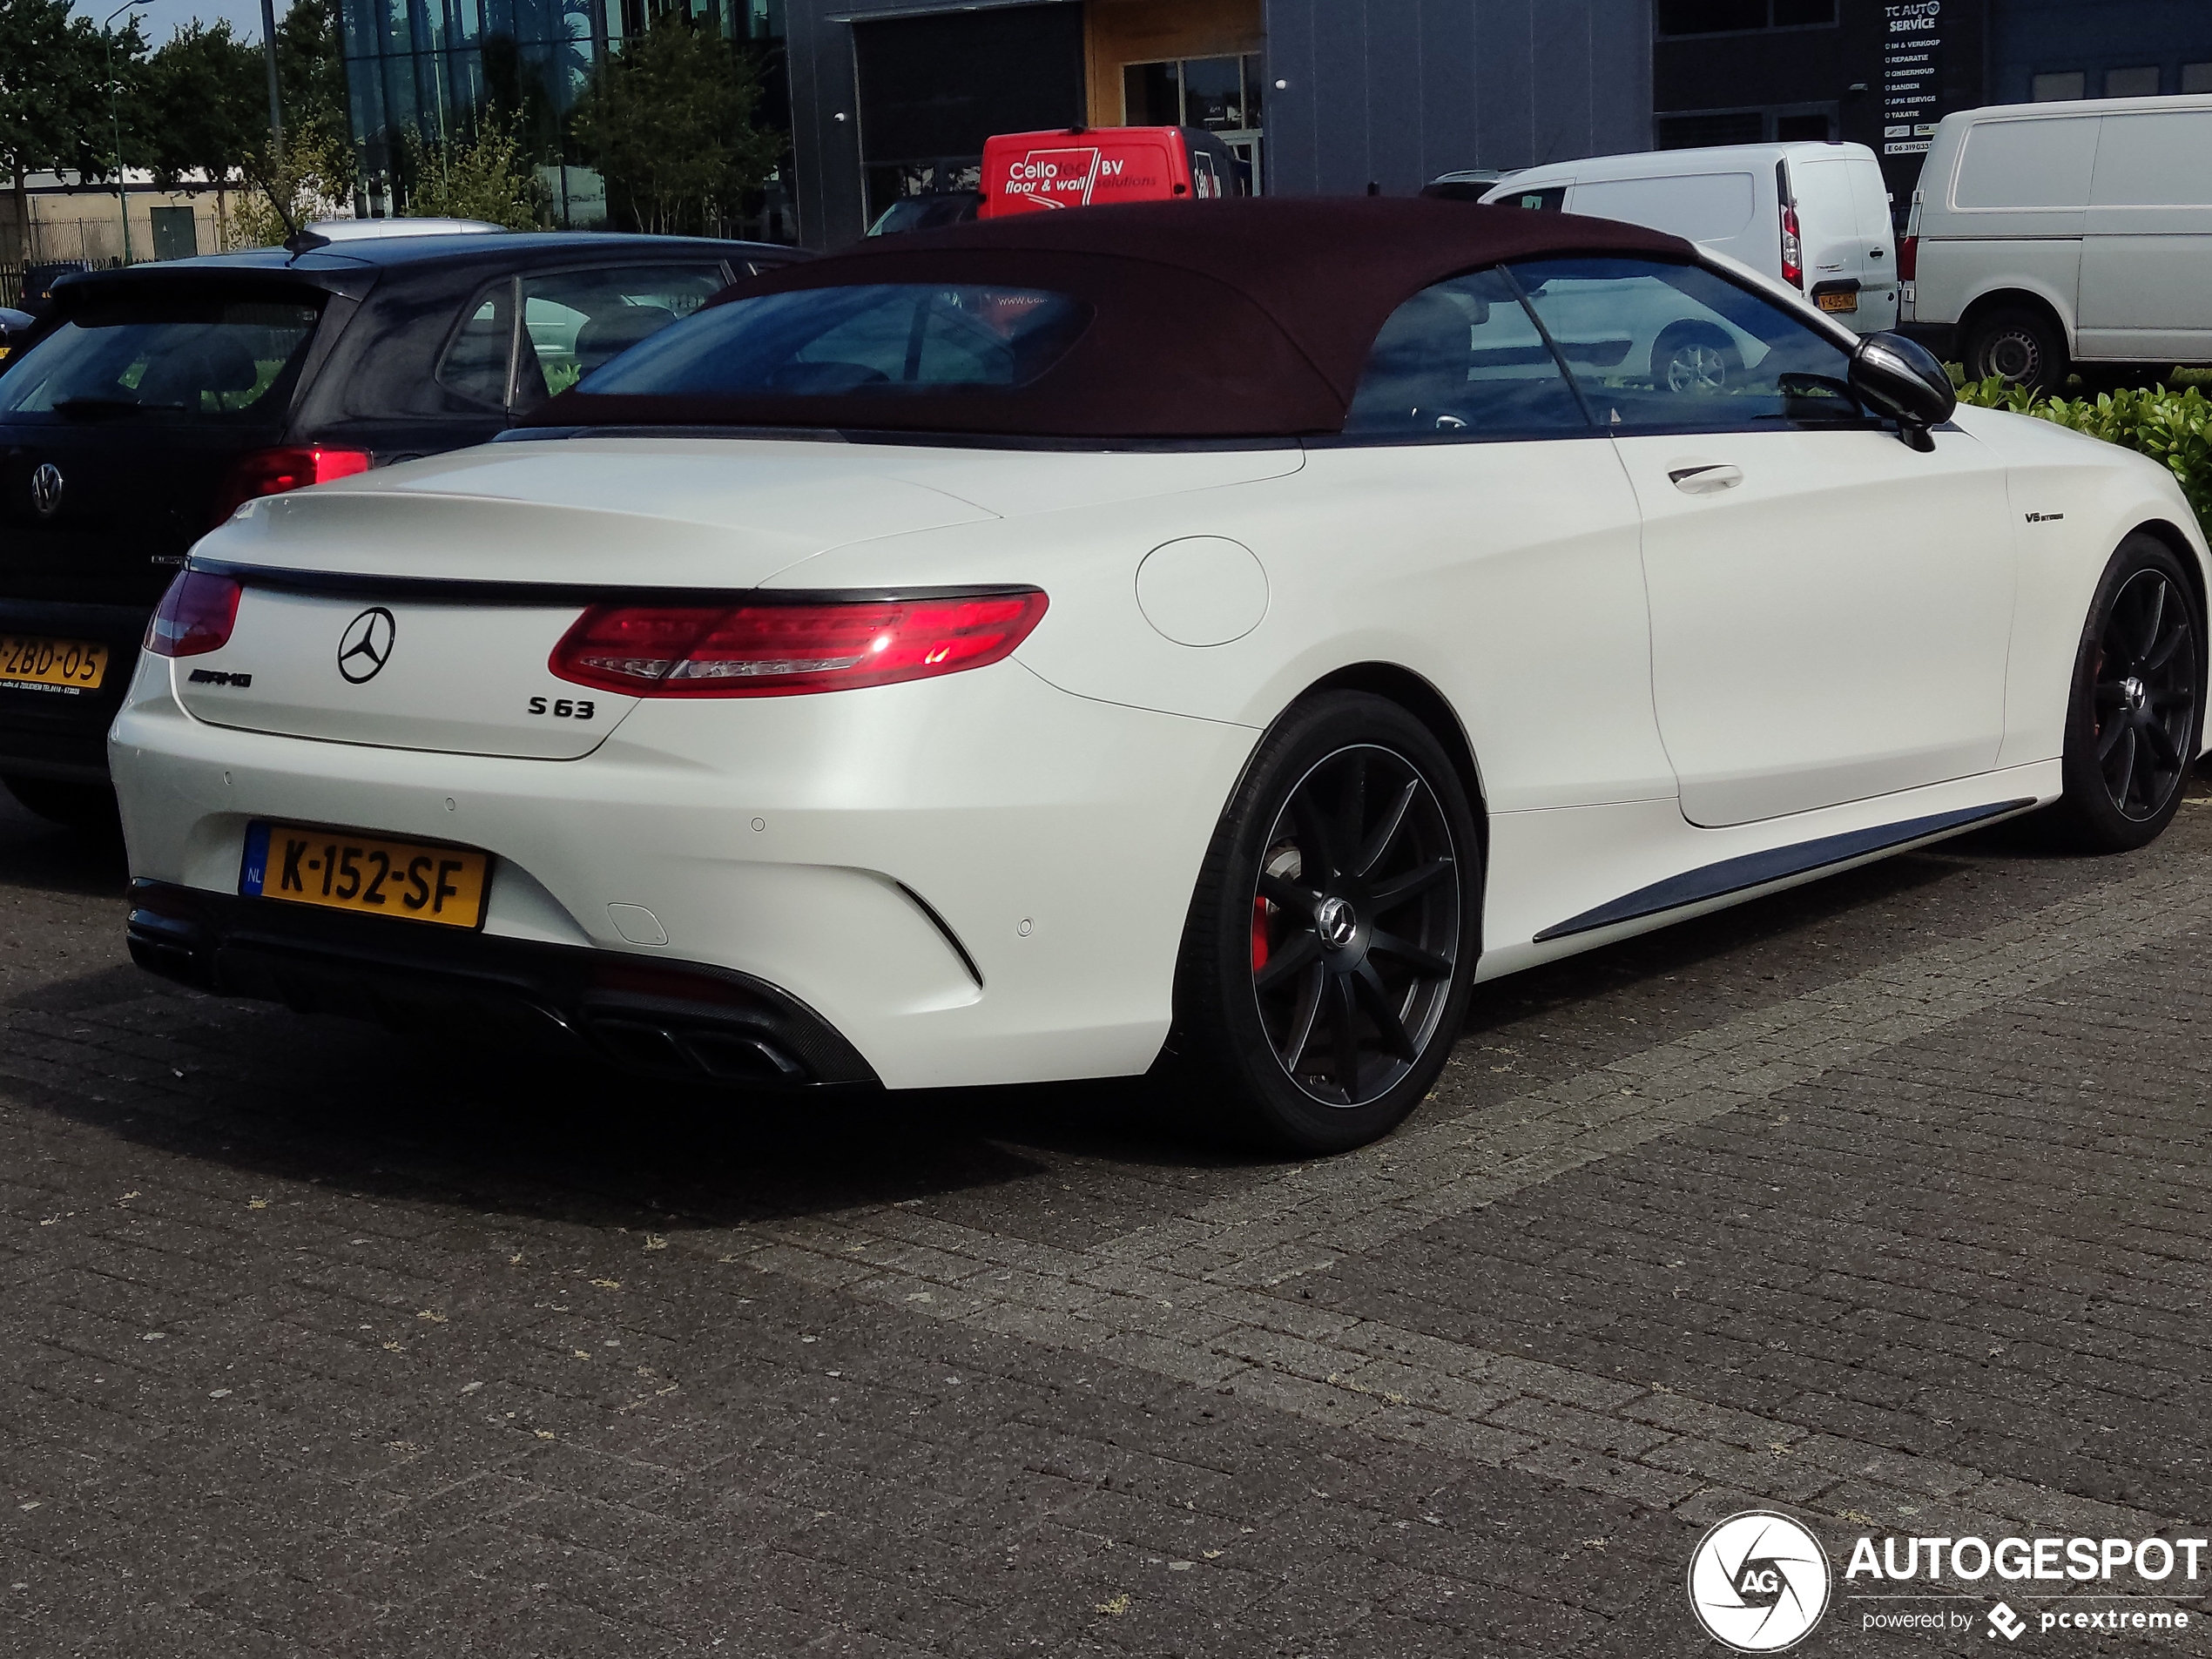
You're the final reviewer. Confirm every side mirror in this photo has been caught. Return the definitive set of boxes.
[1848,331,1955,452]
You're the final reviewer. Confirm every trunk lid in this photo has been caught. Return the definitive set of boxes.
[179,435,1299,758]
[173,587,639,760]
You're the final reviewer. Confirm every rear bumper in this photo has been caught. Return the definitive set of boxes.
[126,878,880,1087]
[110,653,1255,1089]
[0,598,152,783]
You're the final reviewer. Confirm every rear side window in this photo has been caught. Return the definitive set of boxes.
[578,284,1091,398]
[1342,266,1590,441]
[437,284,515,408]
[0,296,323,422]
[518,264,729,401]
[1497,186,1566,212]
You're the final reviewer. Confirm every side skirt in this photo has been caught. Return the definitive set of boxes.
[1532,797,2037,944]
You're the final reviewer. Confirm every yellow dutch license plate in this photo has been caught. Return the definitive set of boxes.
[240,821,491,928]
[0,635,107,694]
[1817,290,1858,313]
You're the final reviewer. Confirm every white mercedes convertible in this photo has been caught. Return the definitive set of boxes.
[111,199,2208,1152]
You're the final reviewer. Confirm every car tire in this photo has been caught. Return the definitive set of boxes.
[2,774,118,833]
[1170,692,1480,1154]
[1965,307,2067,391]
[2046,533,2202,853]
[1650,323,1739,394]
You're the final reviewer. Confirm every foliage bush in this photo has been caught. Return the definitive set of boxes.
[400,112,545,230]
[1952,370,2212,537]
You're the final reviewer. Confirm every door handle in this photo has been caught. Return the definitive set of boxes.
[1668,463,1743,495]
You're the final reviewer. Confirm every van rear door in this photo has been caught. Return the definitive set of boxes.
[1790,156,1879,329]
[1844,157,1900,332]
[2078,105,2212,363]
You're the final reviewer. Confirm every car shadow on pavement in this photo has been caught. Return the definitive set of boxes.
[0,795,128,900]
[3,776,2193,1241]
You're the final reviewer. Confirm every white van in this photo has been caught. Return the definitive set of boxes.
[1902,95,2212,388]
[1474,143,1898,336]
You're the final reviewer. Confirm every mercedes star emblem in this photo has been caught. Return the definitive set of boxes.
[337,606,396,684]
[29,462,63,520]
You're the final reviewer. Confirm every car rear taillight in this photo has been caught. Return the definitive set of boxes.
[145,570,243,658]
[211,445,371,528]
[1779,203,1804,289]
[550,590,1049,698]
[1897,234,1918,281]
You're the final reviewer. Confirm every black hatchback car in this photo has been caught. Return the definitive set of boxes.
[0,228,799,825]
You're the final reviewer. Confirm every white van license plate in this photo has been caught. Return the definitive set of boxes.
[1817,291,1858,314]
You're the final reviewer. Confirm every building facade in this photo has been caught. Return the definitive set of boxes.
[781,0,1652,247]
[1654,1,2212,217]
[339,0,2212,251]
[2,172,238,273]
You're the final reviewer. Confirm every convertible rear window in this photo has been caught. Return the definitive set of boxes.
[576,284,1091,398]
[0,295,325,423]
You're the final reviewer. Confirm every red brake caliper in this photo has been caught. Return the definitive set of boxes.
[1251,900,1271,971]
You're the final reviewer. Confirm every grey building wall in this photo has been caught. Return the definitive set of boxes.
[784,0,1655,249]
[1260,0,1653,195]
[785,0,1086,252]
[1990,0,2212,103]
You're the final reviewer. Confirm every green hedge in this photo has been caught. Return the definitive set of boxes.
[1951,370,2212,537]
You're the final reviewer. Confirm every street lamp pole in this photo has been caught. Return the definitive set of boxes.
[105,1,138,266]
[260,0,283,172]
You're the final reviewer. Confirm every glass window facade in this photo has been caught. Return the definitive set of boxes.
[342,0,787,229]
[1119,54,1264,191]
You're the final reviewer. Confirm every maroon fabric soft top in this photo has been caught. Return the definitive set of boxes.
[531,198,1696,440]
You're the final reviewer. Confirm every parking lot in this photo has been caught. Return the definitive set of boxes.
[4,769,2209,1657]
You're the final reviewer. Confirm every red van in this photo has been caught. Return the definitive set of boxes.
[978,126,1241,219]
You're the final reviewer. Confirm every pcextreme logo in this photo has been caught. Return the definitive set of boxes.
[1688,1511,1833,1651]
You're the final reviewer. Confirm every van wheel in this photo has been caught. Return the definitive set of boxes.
[1966,307,2066,391]
[1652,323,1739,393]
[1169,693,1480,1155]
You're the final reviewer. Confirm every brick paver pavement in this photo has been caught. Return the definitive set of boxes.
[3,784,2210,1656]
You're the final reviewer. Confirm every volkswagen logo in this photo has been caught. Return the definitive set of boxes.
[29,462,63,520]
[337,606,396,684]
[1686,1511,1831,1651]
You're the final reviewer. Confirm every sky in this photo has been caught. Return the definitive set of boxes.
[78,0,288,49]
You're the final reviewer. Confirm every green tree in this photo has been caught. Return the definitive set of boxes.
[401,111,546,228]
[569,12,779,236]
[0,0,129,262]
[138,20,262,191]
[275,0,351,167]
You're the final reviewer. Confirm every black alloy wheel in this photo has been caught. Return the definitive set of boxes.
[2051,533,2202,852]
[1171,693,1480,1153]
